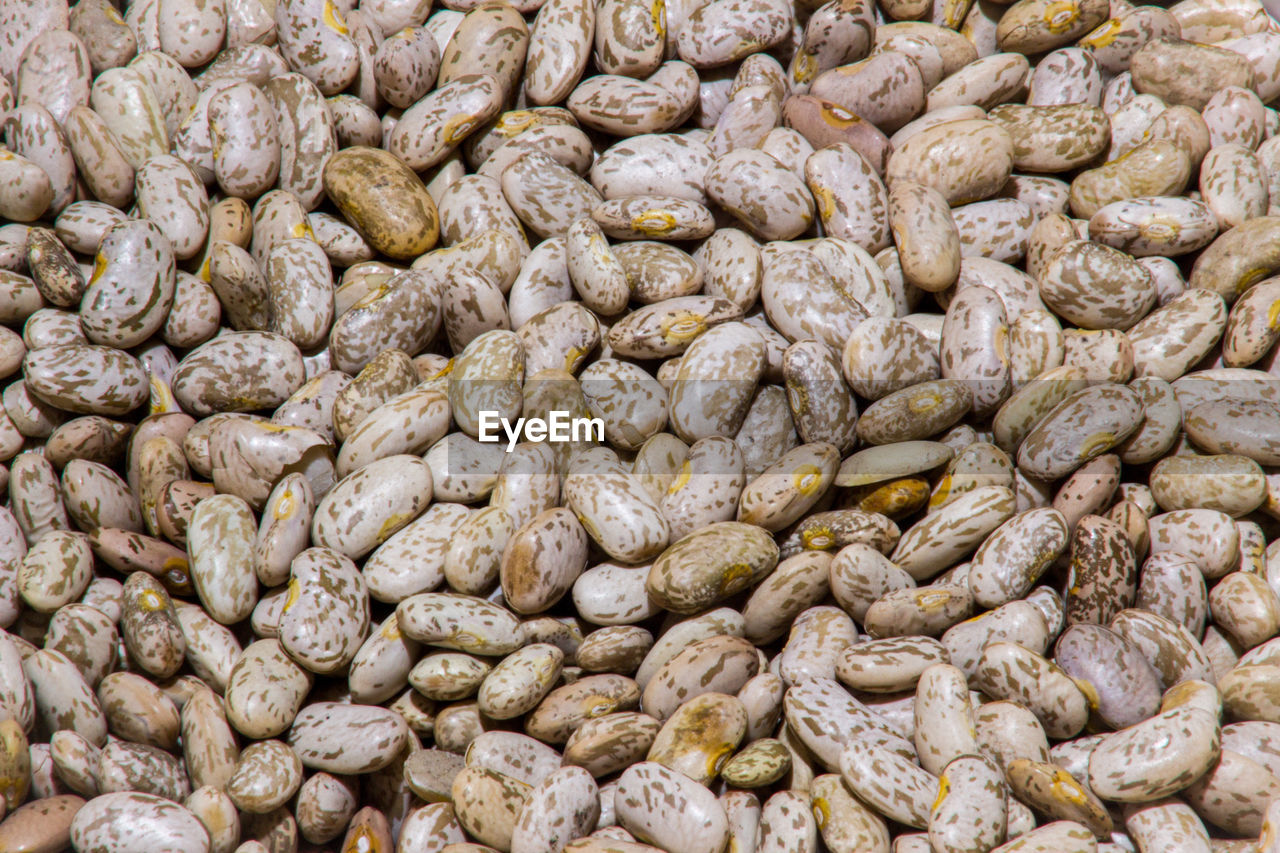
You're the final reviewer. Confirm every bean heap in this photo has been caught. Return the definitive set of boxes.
[3,0,1280,849]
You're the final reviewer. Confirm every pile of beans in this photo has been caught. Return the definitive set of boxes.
[3,0,1280,849]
